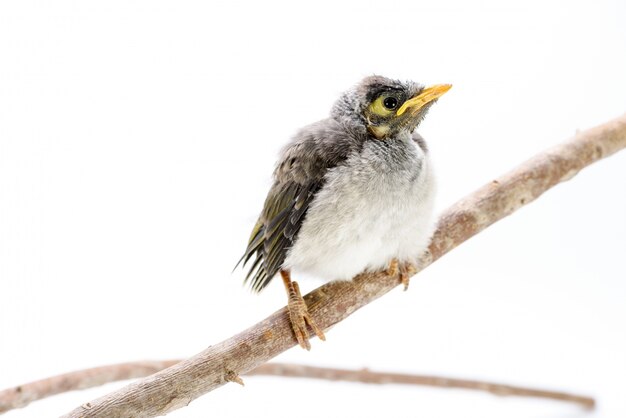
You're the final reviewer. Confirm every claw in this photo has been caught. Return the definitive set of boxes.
[400,262,417,291]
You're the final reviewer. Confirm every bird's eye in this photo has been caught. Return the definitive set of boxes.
[383,97,398,110]
[367,94,401,116]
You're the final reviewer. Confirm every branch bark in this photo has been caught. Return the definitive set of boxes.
[247,364,596,408]
[0,361,595,414]
[60,114,626,418]
[0,361,179,414]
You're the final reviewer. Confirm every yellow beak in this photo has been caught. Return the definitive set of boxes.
[396,84,452,116]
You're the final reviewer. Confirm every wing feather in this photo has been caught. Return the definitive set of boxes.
[241,180,318,292]
[237,120,359,292]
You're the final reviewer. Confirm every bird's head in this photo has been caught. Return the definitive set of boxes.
[332,75,451,140]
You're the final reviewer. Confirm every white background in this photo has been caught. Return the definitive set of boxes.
[1,1,625,417]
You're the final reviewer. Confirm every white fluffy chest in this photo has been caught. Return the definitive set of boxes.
[284,138,436,281]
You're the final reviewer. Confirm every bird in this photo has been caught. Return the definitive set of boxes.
[237,75,451,350]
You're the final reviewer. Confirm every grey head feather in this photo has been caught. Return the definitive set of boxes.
[331,75,424,133]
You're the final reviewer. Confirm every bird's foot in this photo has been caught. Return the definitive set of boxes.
[387,258,400,277]
[399,262,417,291]
[387,258,417,291]
[286,280,326,350]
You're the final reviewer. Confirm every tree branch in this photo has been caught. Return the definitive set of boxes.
[59,114,626,418]
[0,361,179,414]
[0,361,595,414]
[249,364,595,408]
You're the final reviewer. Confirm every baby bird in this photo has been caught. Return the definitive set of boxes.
[238,75,450,349]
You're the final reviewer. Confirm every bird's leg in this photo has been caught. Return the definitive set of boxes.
[280,269,326,350]
[386,258,400,277]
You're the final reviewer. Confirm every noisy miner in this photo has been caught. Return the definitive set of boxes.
[237,75,451,350]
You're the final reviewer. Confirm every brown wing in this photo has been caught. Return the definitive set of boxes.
[236,120,361,292]
[238,179,321,292]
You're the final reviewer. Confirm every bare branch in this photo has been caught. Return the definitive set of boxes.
[0,361,179,414]
[0,361,595,414]
[248,364,596,409]
[58,114,626,418]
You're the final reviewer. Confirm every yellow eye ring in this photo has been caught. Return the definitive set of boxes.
[368,95,398,117]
